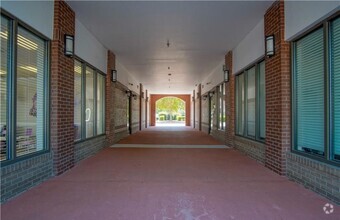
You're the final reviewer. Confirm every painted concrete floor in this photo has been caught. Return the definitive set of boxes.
[1,128,339,220]
[118,126,223,145]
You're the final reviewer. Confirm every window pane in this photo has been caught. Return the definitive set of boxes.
[247,67,256,137]
[85,67,94,138]
[96,74,105,135]
[259,61,266,139]
[331,17,340,161]
[295,28,324,155]
[74,60,82,140]
[0,16,9,161]
[236,74,244,135]
[16,26,46,157]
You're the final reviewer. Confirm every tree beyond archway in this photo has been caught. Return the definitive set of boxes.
[156,97,185,122]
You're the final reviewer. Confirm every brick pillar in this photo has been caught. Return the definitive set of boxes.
[106,50,116,146]
[145,90,148,128]
[139,83,143,130]
[193,90,195,129]
[197,84,202,131]
[264,0,291,175]
[225,51,235,147]
[51,0,75,175]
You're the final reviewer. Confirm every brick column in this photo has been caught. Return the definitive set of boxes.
[106,50,116,146]
[264,0,291,175]
[198,84,202,131]
[51,0,75,175]
[139,83,143,130]
[145,90,148,128]
[225,51,235,147]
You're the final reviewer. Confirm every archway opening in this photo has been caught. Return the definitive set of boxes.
[155,97,185,127]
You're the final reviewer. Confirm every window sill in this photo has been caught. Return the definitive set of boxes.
[234,134,265,144]
[290,149,340,167]
[0,149,50,167]
[74,133,106,144]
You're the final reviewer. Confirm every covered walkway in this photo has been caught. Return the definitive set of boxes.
[1,127,336,220]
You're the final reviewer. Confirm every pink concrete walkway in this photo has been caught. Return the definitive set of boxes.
[118,126,223,145]
[1,147,338,220]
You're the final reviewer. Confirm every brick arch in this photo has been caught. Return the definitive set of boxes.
[150,94,191,126]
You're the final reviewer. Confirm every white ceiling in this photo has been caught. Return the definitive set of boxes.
[67,1,273,94]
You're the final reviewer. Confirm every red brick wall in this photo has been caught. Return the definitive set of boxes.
[225,51,235,147]
[106,50,116,146]
[264,0,291,175]
[51,0,75,175]
[150,95,191,126]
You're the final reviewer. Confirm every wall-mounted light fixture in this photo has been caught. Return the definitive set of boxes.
[111,69,117,82]
[202,95,208,101]
[192,97,195,102]
[128,83,134,86]
[146,97,149,102]
[133,94,137,100]
[64,34,74,57]
[209,91,214,97]
[223,65,229,82]
[126,90,131,97]
[266,35,275,57]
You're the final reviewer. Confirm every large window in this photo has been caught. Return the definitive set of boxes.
[217,83,225,130]
[331,16,340,161]
[1,13,49,162]
[74,59,105,141]
[235,60,265,141]
[292,15,339,163]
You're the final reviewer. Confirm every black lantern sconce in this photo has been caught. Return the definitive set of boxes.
[266,35,275,57]
[209,91,214,97]
[132,94,137,100]
[223,65,229,82]
[111,69,117,82]
[126,90,131,97]
[64,34,74,57]
[202,95,208,101]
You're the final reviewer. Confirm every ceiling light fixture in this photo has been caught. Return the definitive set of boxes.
[17,35,38,50]
[20,66,37,73]
[0,31,8,40]
[167,39,170,48]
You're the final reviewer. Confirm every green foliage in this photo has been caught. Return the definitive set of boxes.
[159,116,165,121]
[177,116,185,121]
[156,97,185,117]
